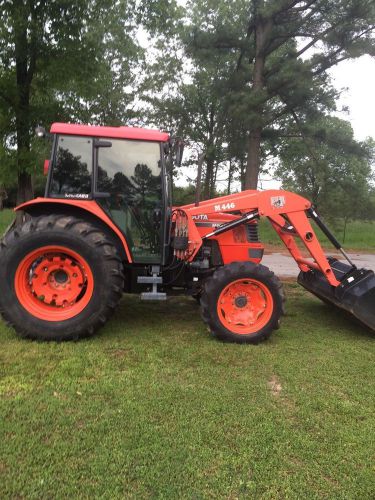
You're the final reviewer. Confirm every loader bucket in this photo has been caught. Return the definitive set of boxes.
[298,258,375,332]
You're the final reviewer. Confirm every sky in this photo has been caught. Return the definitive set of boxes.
[329,55,375,141]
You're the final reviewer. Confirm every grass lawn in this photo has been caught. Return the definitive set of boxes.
[259,218,375,251]
[0,210,374,498]
[1,290,374,499]
[0,209,15,235]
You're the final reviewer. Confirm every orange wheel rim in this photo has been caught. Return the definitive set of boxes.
[217,279,273,334]
[14,246,94,321]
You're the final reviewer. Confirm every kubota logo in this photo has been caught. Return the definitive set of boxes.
[192,214,208,220]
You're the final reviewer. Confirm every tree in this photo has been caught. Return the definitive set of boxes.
[0,0,145,207]
[275,116,375,219]
[144,33,240,199]
[186,0,375,189]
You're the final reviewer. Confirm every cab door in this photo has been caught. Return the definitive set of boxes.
[95,138,163,263]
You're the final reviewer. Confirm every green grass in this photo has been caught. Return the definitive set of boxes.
[1,289,374,499]
[0,209,15,235]
[259,218,375,251]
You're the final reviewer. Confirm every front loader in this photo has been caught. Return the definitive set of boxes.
[0,122,373,343]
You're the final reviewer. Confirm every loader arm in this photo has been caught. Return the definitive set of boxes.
[178,189,340,287]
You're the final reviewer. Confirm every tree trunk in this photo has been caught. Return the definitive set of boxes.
[195,152,205,206]
[13,0,34,213]
[17,171,33,205]
[15,83,33,221]
[211,161,219,196]
[244,10,272,190]
[15,98,33,207]
[203,157,214,200]
[227,160,235,194]
[245,128,262,189]
[240,158,246,190]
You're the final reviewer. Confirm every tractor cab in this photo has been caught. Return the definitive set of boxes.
[44,123,175,264]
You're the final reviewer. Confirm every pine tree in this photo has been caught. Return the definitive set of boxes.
[186,0,375,188]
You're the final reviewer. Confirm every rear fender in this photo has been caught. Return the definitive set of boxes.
[15,198,132,262]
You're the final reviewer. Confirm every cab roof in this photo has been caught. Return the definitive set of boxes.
[50,123,170,142]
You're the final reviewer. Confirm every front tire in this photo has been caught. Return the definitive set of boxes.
[201,262,285,344]
[0,214,124,341]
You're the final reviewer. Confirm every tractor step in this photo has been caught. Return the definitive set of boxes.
[138,266,166,300]
[141,292,167,301]
[137,276,163,284]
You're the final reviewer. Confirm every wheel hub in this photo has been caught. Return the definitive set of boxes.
[53,269,69,284]
[234,295,248,308]
[15,245,95,322]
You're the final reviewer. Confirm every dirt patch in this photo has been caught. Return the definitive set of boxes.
[268,375,282,396]
[289,456,304,467]
[107,348,132,359]
[324,475,340,487]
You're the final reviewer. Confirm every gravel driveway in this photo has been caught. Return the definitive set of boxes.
[262,252,375,278]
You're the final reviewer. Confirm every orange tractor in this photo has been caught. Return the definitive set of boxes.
[0,123,374,342]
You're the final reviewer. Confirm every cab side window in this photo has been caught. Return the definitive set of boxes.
[50,136,92,196]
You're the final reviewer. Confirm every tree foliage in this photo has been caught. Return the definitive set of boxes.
[275,116,375,219]
[184,0,375,188]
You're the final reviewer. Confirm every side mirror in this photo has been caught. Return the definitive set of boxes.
[35,125,46,138]
[43,159,49,176]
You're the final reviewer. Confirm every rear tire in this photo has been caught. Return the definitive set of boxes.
[201,262,285,344]
[0,214,124,341]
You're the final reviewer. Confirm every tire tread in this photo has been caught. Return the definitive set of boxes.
[0,213,124,341]
[200,261,285,344]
